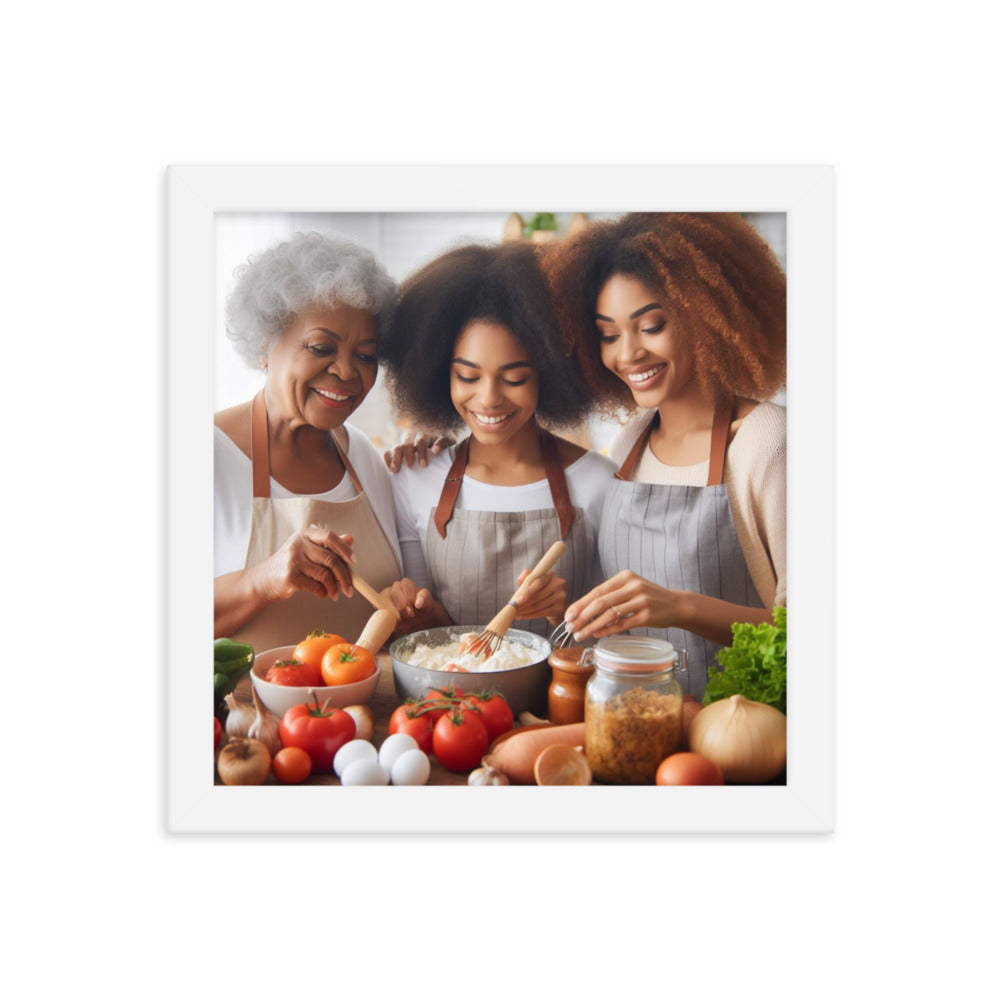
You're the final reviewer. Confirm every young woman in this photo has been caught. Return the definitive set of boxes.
[543,213,786,699]
[378,241,615,637]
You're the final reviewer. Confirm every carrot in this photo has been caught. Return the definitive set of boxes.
[482,723,586,785]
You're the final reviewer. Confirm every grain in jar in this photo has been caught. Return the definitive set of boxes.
[582,637,684,784]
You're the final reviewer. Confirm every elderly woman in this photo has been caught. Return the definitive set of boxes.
[543,213,786,699]
[214,231,402,651]
[378,240,615,637]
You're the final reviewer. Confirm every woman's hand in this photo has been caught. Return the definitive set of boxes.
[251,527,357,603]
[512,568,568,627]
[383,432,454,472]
[562,570,682,641]
[380,578,452,636]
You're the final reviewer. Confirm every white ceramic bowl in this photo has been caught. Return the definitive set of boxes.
[389,626,552,717]
[250,645,381,718]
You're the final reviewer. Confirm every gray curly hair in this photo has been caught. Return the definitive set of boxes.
[225,231,398,369]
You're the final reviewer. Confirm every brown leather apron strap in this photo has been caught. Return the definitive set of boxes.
[540,430,575,539]
[330,429,364,494]
[707,398,736,487]
[614,417,656,482]
[433,436,470,538]
[251,390,363,498]
[433,429,576,539]
[251,391,271,498]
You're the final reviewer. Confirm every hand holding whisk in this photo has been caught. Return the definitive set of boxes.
[464,541,567,660]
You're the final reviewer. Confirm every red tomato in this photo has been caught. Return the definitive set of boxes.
[294,631,348,671]
[214,716,223,749]
[272,746,312,785]
[420,684,465,722]
[279,695,356,774]
[265,658,323,687]
[389,704,435,755]
[320,643,377,686]
[462,692,514,742]
[432,709,489,773]
[655,752,725,786]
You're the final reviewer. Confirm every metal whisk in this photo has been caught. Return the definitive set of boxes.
[464,541,567,660]
[548,619,576,649]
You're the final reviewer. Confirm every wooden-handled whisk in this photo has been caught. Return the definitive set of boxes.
[464,540,567,660]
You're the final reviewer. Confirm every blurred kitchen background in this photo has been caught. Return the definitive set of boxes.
[215,212,786,454]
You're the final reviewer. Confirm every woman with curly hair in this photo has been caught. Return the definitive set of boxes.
[214,231,402,650]
[544,213,787,699]
[379,240,615,637]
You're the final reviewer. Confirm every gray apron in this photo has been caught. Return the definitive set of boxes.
[426,431,591,637]
[598,402,763,699]
[230,391,402,652]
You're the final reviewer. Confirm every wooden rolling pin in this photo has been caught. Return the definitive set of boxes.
[355,608,398,654]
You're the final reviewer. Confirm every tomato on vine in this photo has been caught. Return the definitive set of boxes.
[462,691,514,742]
[389,703,435,755]
[432,708,489,773]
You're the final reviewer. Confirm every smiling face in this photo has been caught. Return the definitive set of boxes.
[595,273,699,407]
[263,304,379,430]
[450,320,539,447]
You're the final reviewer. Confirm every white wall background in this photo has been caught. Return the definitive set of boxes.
[216,211,786,451]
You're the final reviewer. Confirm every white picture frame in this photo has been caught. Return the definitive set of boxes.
[167,164,834,833]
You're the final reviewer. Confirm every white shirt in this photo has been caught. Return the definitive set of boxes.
[214,423,401,577]
[391,445,616,594]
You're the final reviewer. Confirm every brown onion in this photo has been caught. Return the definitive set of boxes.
[217,738,272,785]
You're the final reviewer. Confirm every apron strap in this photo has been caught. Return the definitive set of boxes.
[433,437,470,538]
[250,390,364,498]
[540,430,575,540]
[707,398,736,487]
[433,429,576,539]
[613,417,655,482]
[251,391,271,498]
[614,398,737,486]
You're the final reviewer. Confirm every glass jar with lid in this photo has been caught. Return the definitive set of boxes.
[582,636,686,784]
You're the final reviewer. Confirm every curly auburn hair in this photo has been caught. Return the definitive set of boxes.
[380,240,595,433]
[541,213,787,414]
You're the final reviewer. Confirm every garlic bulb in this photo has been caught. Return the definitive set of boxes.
[688,694,786,783]
[248,686,282,757]
[224,693,255,740]
[468,764,510,786]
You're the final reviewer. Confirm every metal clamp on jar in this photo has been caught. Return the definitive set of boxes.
[582,637,687,784]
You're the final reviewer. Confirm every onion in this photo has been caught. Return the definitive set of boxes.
[341,704,375,742]
[688,694,786,783]
[217,738,272,785]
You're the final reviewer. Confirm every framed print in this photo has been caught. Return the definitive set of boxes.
[167,164,833,833]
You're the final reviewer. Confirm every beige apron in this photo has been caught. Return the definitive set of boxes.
[230,392,402,652]
[426,431,590,636]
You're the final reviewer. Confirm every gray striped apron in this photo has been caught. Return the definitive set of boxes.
[426,431,591,636]
[598,402,763,699]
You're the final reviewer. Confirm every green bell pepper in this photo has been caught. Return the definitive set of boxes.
[213,639,255,703]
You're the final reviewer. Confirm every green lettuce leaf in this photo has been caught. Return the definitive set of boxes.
[703,606,786,713]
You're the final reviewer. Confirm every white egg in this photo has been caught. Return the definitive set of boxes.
[390,748,431,786]
[378,732,419,771]
[340,759,390,786]
[333,739,378,778]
